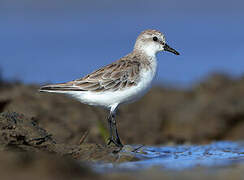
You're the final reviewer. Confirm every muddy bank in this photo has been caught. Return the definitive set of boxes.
[0,112,243,180]
[1,74,244,179]
[0,112,138,163]
[1,74,244,145]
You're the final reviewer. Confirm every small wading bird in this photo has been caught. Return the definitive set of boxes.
[40,29,179,147]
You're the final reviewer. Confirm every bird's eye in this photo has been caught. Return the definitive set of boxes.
[153,36,158,41]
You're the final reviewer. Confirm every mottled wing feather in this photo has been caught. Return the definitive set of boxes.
[70,60,141,92]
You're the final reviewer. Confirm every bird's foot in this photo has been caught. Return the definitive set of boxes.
[107,138,123,148]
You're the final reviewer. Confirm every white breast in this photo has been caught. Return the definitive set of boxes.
[69,57,158,109]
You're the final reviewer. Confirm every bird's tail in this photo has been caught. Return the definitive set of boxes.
[39,83,83,93]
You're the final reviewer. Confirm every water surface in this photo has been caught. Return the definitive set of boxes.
[94,141,244,172]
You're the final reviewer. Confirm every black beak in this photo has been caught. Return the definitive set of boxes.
[164,43,180,55]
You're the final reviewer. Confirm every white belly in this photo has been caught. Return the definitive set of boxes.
[69,67,157,109]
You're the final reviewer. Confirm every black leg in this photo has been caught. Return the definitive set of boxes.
[111,113,123,147]
[107,112,123,147]
[107,114,116,145]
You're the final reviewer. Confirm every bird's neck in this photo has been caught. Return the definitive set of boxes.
[132,49,158,74]
[133,48,157,64]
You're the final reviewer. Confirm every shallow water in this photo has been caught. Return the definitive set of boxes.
[93,141,244,173]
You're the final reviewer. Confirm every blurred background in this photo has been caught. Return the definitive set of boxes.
[1,0,244,87]
[1,1,244,178]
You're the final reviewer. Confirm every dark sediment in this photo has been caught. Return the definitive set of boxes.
[0,112,136,163]
[1,73,244,179]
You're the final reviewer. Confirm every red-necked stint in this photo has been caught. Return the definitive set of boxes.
[40,29,180,147]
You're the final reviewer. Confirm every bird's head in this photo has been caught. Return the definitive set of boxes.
[134,29,179,57]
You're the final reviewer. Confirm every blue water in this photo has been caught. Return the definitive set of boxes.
[93,141,244,172]
[1,0,244,87]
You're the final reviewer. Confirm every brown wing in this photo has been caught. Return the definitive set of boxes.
[40,59,141,93]
[73,59,141,92]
